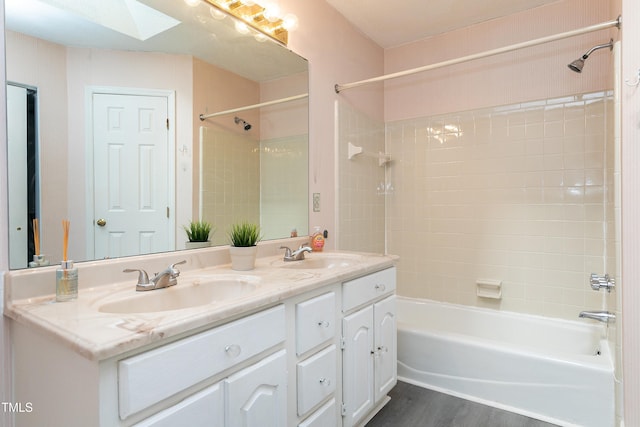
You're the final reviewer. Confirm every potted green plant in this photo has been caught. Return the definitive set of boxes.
[183,220,214,249]
[228,221,262,270]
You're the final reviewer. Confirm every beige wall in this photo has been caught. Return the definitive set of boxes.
[620,0,640,423]
[278,0,385,247]
[384,0,615,121]
[5,31,69,262]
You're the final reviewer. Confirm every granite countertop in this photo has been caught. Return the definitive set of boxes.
[4,250,396,361]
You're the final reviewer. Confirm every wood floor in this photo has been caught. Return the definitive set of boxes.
[366,381,559,427]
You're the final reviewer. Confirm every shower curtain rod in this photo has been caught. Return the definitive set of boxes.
[335,16,621,93]
[199,93,309,121]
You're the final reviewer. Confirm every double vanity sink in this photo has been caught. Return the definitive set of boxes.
[96,254,360,315]
[4,244,397,427]
[4,246,389,360]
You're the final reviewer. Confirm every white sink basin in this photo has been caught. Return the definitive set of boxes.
[279,255,358,270]
[97,275,260,314]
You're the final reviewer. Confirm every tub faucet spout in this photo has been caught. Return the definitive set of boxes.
[579,310,616,324]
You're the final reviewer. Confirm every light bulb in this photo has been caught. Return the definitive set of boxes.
[282,13,298,31]
[262,2,281,23]
[210,8,227,19]
[254,33,268,42]
[235,21,250,34]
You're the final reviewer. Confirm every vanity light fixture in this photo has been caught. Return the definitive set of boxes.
[203,0,296,45]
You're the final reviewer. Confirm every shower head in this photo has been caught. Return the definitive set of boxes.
[567,39,614,73]
[234,116,252,131]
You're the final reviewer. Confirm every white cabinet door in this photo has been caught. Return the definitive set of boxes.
[225,350,287,427]
[342,306,374,427]
[133,382,223,427]
[374,296,397,402]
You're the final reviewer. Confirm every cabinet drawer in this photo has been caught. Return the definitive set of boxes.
[119,305,285,419]
[132,382,223,427]
[342,267,396,312]
[297,345,337,416]
[298,399,337,427]
[296,292,336,355]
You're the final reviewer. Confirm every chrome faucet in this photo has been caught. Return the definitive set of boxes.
[280,244,313,261]
[124,260,186,291]
[579,310,616,324]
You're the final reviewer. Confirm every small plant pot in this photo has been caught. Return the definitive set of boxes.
[229,246,258,271]
[185,241,212,250]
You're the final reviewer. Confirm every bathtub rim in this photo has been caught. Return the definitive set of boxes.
[396,295,614,370]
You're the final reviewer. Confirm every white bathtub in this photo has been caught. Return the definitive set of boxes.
[396,297,615,427]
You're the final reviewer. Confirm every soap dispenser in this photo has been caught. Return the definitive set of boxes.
[311,226,325,252]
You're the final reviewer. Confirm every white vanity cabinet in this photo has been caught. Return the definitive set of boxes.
[120,305,286,420]
[294,291,340,426]
[341,267,397,427]
[9,257,397,427]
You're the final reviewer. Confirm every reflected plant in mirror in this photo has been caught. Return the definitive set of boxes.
[183,220,214,249]
[4,0,309,269]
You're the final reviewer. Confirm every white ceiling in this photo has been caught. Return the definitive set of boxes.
[325,0,562,48]
[4,0,307,82]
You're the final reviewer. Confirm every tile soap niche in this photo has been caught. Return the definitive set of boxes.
[476,279,502,299]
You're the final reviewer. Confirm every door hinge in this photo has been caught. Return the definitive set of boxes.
[166,207,170,218]
[166,118,169,130]
[341,403,347,416]
[340,337,346,350]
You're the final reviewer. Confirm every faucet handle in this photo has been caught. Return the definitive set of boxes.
[169,260,187,276]
[123,268,150,285]
[280,246,293,258]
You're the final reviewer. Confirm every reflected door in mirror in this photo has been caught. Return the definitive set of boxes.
[92,92,173,259]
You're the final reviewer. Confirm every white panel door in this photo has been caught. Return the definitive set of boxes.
[7,84,28,269]
[93,93,170,259]
[342,305,374,427]
[225,350,287,427]
[374,296,397,402]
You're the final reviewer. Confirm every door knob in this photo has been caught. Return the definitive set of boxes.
[96,218,107,227]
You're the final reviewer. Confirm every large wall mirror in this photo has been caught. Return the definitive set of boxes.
[5,0,309,269]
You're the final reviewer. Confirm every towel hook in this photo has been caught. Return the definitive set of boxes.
[625,69,640,87]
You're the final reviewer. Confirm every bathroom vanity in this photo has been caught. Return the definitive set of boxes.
[4,243,396,427]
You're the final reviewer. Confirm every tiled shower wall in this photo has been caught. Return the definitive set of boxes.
[199,127,308,245]
[200,125,260,246]
[337,101,386,253]
[386,91,615,320]
[260,135,309,240]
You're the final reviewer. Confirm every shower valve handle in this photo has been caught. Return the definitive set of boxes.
[590,273,615,293]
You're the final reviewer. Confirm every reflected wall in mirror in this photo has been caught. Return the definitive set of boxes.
[5,0,309,269]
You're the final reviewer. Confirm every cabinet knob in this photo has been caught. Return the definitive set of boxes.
[225,344,241,358]
[317,320,330,328]
[375,283,386,292]
[319,377,331,386]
